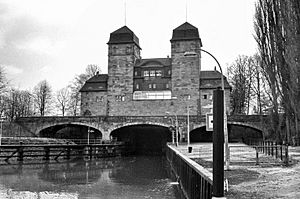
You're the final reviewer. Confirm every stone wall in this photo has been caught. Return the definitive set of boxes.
[80,92,108,115]
[170,40,202,116]
[200,89,231,115]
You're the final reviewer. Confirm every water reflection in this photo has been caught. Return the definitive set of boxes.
[0,156,179,199]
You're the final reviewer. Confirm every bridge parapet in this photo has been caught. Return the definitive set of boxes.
[13,115,268,139]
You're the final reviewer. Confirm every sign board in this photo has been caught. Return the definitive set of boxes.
[206,113,213,131]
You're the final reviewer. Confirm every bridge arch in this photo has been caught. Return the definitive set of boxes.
[108,121,170,135]
[110,123,172,155]
[37,122,105,140]
[189,122,263,143]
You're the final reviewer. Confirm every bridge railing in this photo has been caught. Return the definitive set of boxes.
[0,137,71,146]
[166,144,212,199]
[244,139,289,165]
[66,139,120,145]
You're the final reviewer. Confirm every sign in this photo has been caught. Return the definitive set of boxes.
[206,113,213,131]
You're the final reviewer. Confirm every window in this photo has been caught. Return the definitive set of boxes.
[134,71,138,76]
[143,70,149,77]
[203,95,207,99]
[156,70,162,76]
[166,83,169,89]
[150,70,155,77]
[96,96,103,102]
[133,91,172,100]
[149,84,152,89]
[116,95,125,102]
[126,46,131,54]
[168,70,171,75]
[136,84,139,89]
[153,84,156,89]
[113,46,117,54]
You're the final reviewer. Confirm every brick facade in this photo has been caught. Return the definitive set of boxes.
[80,22,231,117]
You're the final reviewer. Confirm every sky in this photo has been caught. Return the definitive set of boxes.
[0,0,257,91]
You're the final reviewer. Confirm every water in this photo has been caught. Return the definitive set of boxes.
[0,156,181,199]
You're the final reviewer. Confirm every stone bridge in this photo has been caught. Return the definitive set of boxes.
[11,115,268,141]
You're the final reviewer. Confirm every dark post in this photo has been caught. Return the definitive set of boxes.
[44,147,50,161]
[284,144,289,166]
[271,142,274,156]
[17,142,24,161]
[89,146,93,159]
[213,88,224,198]
[255,147,259,165]
[275,142,278,159]
[66,143,71,160]
[280,145,283,161]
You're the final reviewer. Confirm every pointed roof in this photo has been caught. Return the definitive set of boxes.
[107,26,141,49]
[200,71,231,89]
[79,74,108,92]
[171,22,202,45]
[134,58,172,67]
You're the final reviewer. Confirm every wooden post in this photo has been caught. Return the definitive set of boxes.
[284,144,289,166]
[17,142,24,161]
[280,145,283,161]
[89,146,93,159]
[66,144,71,160]
[275,142,278,159]
[271,142,274,156]
[255,147,259,165]
[44,147,50,161]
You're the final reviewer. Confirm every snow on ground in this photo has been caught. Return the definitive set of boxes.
[176,143,300,199]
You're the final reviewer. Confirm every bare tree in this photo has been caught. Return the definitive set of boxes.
[0,66,9,117]
[56,87,71,116]
[6,89,33,120]
[69,65,101,116]
[32,80,52,116]
[227,55,255,114]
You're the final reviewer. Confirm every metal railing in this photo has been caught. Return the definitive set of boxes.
[0,137,72,145]
[166,144,213,199]
[244,139,289,165]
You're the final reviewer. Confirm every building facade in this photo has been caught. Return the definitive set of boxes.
[80,22,231,117]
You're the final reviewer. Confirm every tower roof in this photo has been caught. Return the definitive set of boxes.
[170,22,202,45]
[107,26,141,49]
[79,74,108,92]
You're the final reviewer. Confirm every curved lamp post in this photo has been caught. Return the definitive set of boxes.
[185,48,229,170]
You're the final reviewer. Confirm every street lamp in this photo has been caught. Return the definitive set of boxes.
[87,127,94,145]
[0,115,5,146]
[185,48,229,170]
[166,112,179,146]
[185,95,191,147]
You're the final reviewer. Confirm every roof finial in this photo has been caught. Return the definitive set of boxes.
[186,0,188,22]
[124,0,127,25]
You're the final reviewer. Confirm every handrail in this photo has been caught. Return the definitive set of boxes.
[166,144,213,199]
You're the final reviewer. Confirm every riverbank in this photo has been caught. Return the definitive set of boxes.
[175,143,300,198]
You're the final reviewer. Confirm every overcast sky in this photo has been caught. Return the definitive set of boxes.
[0,0,257,91]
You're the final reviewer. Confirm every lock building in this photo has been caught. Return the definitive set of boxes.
[79,22,231,117]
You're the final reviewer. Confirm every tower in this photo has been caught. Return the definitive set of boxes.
[170,22,202,116]
[107,26,141,115]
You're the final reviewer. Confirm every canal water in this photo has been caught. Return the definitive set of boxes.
[0,156,182,199]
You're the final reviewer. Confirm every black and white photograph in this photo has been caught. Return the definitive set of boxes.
[0,0,299,198]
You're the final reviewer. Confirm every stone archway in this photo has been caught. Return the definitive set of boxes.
[189,122,263,143]
[110,124,172,155]
[38,123,103,141]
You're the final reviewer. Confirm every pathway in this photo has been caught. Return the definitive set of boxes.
[174,143,300,198]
